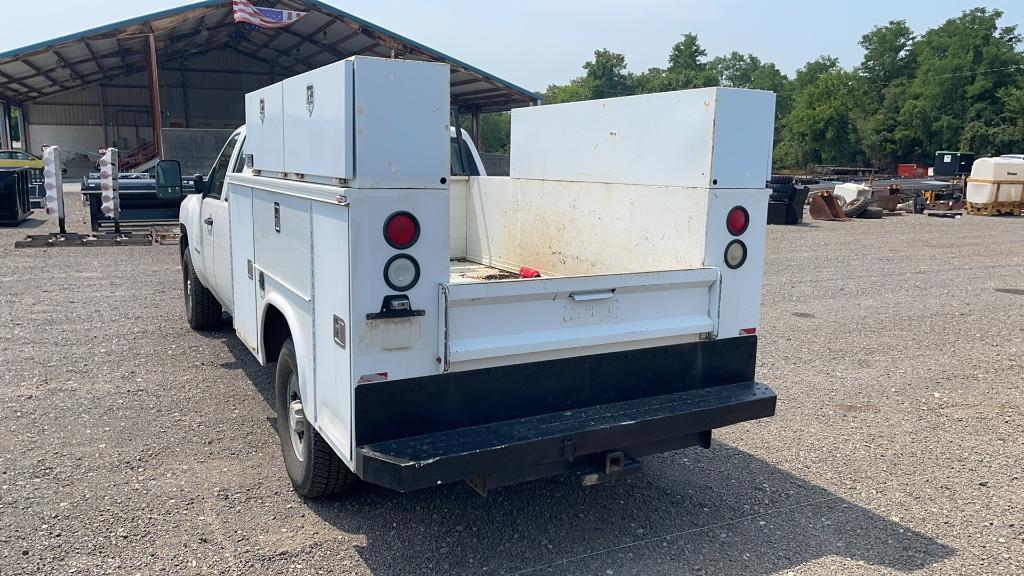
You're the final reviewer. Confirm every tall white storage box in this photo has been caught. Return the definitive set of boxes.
[243,56,450,189]
[283,59,354,181]
[245,82,285,174]
[352,57,450,189]
[510,87,776,189]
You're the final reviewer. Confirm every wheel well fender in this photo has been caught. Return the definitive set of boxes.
[179,227,189,259]
[259,295,315,421]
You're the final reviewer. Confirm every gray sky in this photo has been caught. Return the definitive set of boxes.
[0,1,1020,92]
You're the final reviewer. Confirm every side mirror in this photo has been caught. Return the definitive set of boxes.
[154,160,183,199]
[192,174,206,195]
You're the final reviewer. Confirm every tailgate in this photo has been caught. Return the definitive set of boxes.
[439,267,720,371]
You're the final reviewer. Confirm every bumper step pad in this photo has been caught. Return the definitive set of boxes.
[357,381,776,492]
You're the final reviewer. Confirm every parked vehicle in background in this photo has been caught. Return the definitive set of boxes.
[0,150,43,169]
[163,56,778,499]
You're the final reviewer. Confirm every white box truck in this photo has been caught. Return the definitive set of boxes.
[157,56,778,498]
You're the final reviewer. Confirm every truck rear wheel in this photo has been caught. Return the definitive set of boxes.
[182,248,222,330]
[275,338,357,498]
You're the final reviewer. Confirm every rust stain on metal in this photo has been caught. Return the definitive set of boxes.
[360,317,421,351]
[808,191,850,221]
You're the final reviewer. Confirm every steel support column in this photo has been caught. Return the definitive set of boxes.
[470,109,481,148]
[181,62,191,128]
[99,86,109,147]
[147,34,163,159]
[0,100,7,149]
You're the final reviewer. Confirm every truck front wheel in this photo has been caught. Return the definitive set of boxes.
[275,338,357,498]
[182,248,222,330]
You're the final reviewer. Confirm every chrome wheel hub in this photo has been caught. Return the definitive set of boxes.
[287,373,306,462]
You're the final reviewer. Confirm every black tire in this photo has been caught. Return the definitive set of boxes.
[859,206,884,219]
[770,192,792,202]
[182,247,222,330]
[770,183,795,194]
[276,338,357,498]
[842,195,870,218]
[769,175,795,185]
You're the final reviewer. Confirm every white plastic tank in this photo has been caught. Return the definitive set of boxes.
[966,157,1024,204]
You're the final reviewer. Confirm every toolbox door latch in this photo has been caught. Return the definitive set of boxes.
[333,315,346,349]
[561,438,576,461]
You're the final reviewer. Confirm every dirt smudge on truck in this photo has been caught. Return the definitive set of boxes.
[359,317,422,351]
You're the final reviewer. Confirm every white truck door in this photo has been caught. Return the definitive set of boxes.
[200,131,242,312]
[228,181,258,353]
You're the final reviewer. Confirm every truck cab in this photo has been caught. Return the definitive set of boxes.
[166,56,777,499]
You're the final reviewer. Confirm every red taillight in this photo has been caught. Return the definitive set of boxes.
[384,211,419,249]
[726,206,749,236]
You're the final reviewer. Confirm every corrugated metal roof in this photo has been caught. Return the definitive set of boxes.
[0,0,540,112]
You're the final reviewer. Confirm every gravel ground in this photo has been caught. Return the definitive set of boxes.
[1,191,1021,575]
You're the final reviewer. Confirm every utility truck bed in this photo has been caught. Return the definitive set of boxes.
[170,55,779,498]
[448,260,521,283]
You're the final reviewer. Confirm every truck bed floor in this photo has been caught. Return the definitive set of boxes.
[449,259,521,283]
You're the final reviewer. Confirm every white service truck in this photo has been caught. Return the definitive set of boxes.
[159,56,778,498]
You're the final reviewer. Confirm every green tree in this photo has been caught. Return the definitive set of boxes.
[632,67,673,94]
[858,20,916,90]
[895,8,1024,161]
[543,78,592,104]
[668,33,705,73]
[541,49,633,103]
[793,56,842,90]
[961,81,1024,156]
[665,33,719,89]
[583,49,634,99]
[996,83,1024,150]
[533,9,1024,172]
[477,113,511,154]
[777,67,863,168]
[856,21,918,168]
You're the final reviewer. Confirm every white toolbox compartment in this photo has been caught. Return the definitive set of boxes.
[509,87,776,189]
[244,82,285,174]
[245,56,451,189]
[282,59,354,181]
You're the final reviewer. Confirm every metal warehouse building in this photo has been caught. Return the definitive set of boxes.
[0,0,538,176]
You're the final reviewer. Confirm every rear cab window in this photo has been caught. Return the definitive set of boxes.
[205,132,242,201]
[451,137,480,176]
[231,137,247,174]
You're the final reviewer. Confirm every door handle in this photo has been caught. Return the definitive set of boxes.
[204,216,214,226]
[570,290,615,302]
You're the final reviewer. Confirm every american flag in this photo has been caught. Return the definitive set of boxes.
[232,0,307,29]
